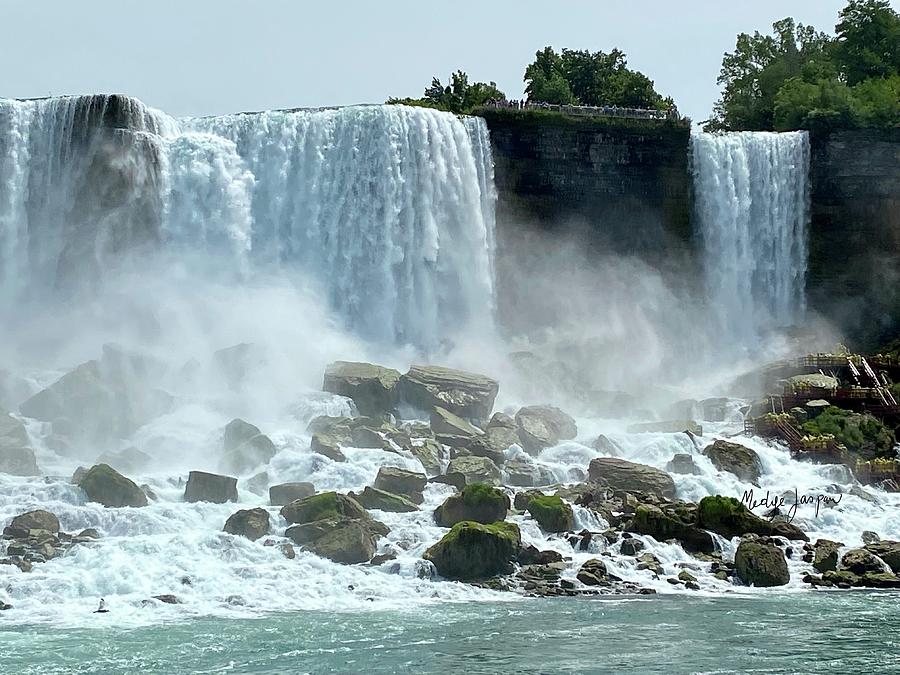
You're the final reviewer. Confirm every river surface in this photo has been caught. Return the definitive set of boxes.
[4,592,899,674]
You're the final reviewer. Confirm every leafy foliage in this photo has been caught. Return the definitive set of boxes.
[802,406,896,459]
[387,70,505,115]
[708,1,900,131]
[524,46,674,110]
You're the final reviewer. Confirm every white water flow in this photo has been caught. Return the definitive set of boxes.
[0,97,895,629]
[0,96,495,349]
[692,132,810,346]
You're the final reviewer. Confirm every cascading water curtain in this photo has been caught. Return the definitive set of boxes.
[692,131,810,348]
[0,97,498,350]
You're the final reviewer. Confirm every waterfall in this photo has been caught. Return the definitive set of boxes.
[0,96,496,349]
[692,131,810,346]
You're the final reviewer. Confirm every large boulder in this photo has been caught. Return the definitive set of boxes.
[282,492,388,564]
[286,517,389,564]
[269,482,315,506]
[813,539,843,573]
[434,483,509,527]
[223,507,270,541]
[431,406,481,439]
[630,504,715,553]
[424,521,521,580]
[222,419,277,474]
[735,540,790,587]
[352,486,418,513]
[310,433,347,462]
[666,454,701,476]
[399,365,498,420]
[864,540,900,574]
[446,456,502,486]
[587,458,676,500]
[514,405,577,454]
[504,461,556,487]
[840,548,889,575]
[184,471,238,504]
[19,346,172,448]
[408,438,442,475]
[702,439,763,483]
[373,467,427,504]
[280,491,370,524]
[526,495,574,533]
[8,510,60,534]
[322,361,400,416]
[0,411,39,476]
[786,373,838,394]
[78,464,148,508]
[697,496,808,541]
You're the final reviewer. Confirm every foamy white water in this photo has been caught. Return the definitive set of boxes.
[0,96,495,349]
[692,131,810,346]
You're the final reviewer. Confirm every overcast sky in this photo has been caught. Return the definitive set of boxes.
[2,0,896,122]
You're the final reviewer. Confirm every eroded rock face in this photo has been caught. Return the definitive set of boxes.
[865,540,900,574]
[0,411,39,476]
[400,365,498,420]
[224,507,271,541]
[78,464,148,508]
[434,484,509,527]
[184,471,238,504]
[222,419,277,474]
[735,540,789,587]
[703,439,762,483]
[424,521,520,580]
[514,405,577,454]
[323,361,400,416]
[587,458,676,500]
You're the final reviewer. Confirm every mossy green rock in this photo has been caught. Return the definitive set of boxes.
[353,486,418,513]
[424,521,521,580]
[698,496,807,541]
[734,540,789,587]
[286,517,389,564]
[78,463,148,508]
[526,495,574,533]
[801,406,895,460]
[280,491,368,524]
[631,504,715,553]
[434,483,509,527]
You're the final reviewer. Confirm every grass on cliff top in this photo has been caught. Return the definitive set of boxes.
[474,105,692,132]
[801,406,895,458]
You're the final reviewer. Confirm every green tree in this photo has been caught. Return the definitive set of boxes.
[707,18,832,131]
[833,0,900,86]
[387,70,505,115]
[524,46,672,109]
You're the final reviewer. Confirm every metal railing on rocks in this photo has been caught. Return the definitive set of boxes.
[482,99,680,121]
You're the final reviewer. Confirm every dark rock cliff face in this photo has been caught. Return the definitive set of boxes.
[480,110,693,335]
[807,129,900,350]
